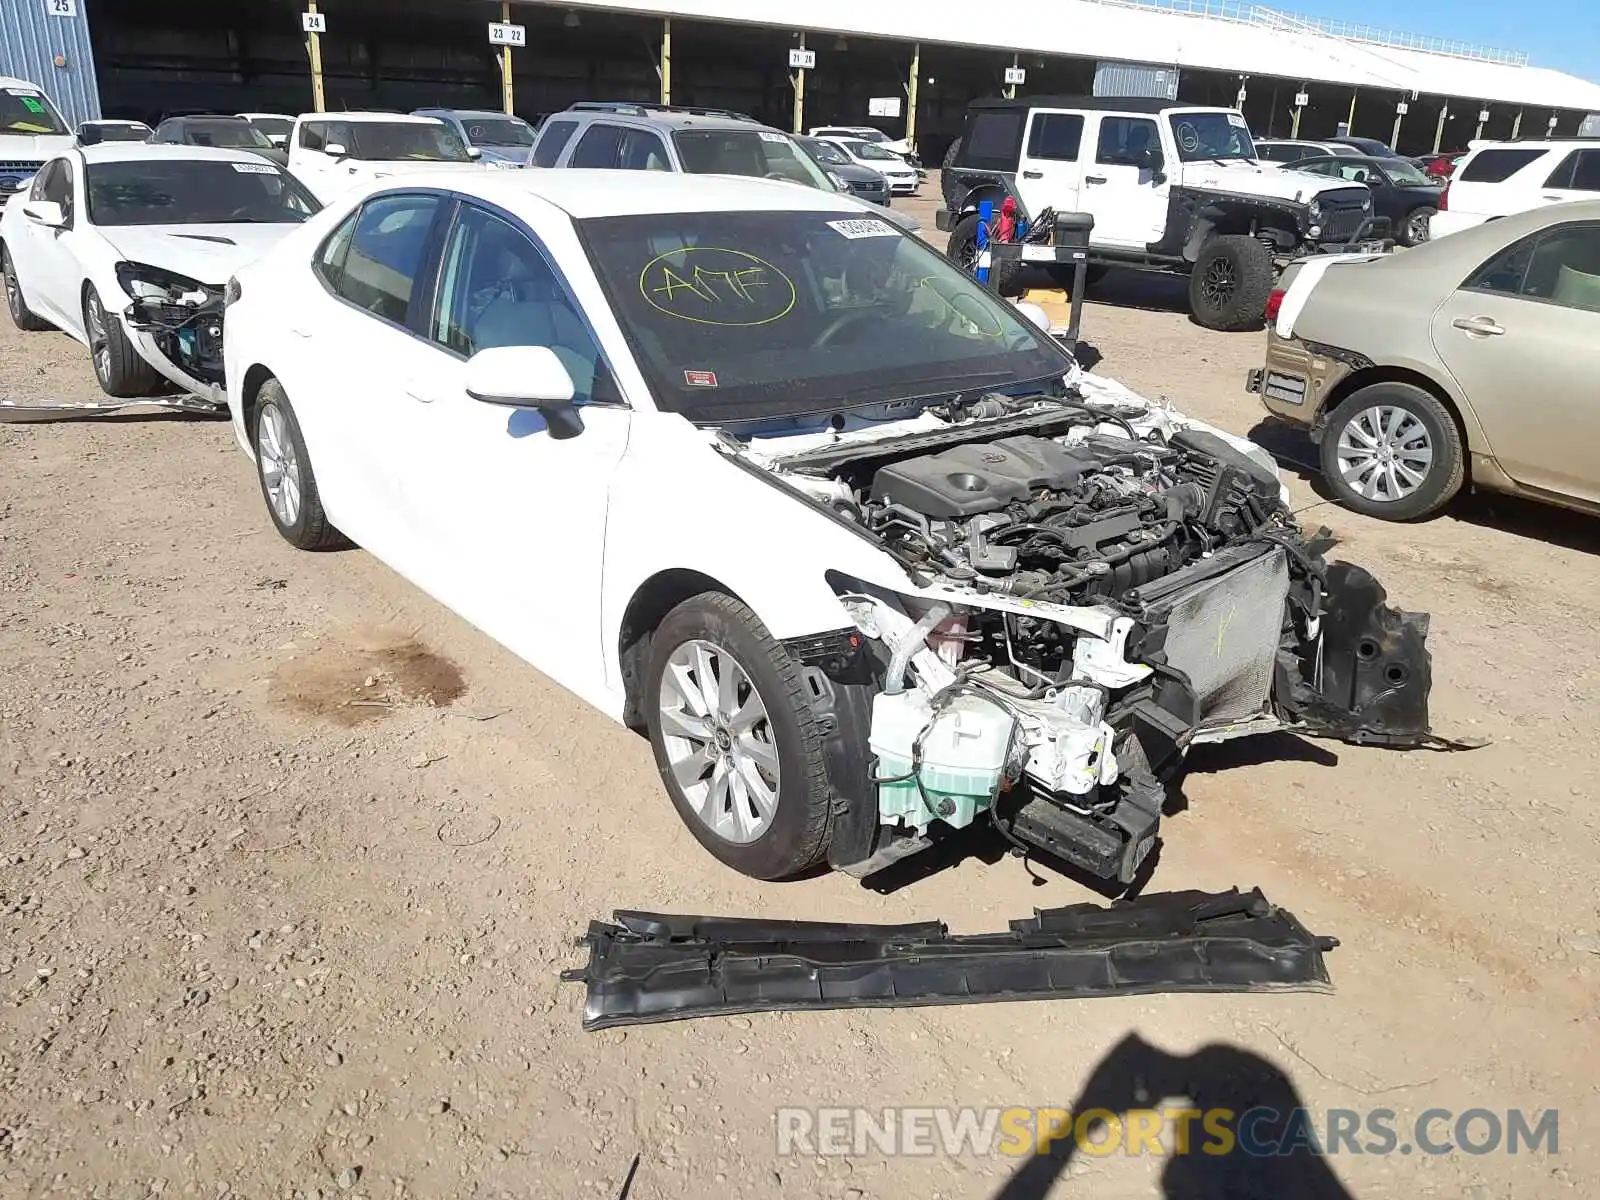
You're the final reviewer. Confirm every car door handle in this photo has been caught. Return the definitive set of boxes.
[1020,169,1043,179]
[404,389,436,404]
[287,326,313,338]
[1085,174,1108,184]
[1452,315,1505,336]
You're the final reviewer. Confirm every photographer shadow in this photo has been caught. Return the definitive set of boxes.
[993,1032,1355,1200]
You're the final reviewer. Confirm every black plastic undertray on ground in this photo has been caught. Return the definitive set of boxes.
[561,887,1337,1030]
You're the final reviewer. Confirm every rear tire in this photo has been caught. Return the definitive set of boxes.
[1187,235,1274,331]
[252,379,348,550]
[1319,382,1464,521]
[1402,206,1435,247]
[3,245,51,332]
[947,212,1024,297]
[83,286,162,398]
[644,592,834,880]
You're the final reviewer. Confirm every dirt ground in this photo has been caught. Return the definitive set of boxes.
[2,182,1598,1200]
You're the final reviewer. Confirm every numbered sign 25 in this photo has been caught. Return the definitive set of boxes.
[46,0,78,17]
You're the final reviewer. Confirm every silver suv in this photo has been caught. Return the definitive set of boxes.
[528,102,917,229]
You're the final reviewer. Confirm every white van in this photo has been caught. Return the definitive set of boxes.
[0,77,76,196]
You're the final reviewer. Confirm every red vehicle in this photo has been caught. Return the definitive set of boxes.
[1417,151,1467,180]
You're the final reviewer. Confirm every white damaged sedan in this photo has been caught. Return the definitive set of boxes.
[1,143,318,402]
[223,171,1445,885]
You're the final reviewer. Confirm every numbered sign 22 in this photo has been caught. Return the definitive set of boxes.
[489,22,527,47]
[46,0,78,17]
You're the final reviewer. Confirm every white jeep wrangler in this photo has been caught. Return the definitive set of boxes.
[937,96,1385,330]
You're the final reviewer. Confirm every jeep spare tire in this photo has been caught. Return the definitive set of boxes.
[1188,235,1275,332]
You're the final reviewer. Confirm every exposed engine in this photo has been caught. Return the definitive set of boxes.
[758,393,1446,887]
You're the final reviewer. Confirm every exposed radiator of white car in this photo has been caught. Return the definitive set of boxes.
[1140,546,1291,728]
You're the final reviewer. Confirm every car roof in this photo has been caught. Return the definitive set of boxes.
[969,95,1176,115]
[162,114,250,124]
[373,168,861,220]
[560,106,764,132]
[417,108,519,120]
[299,111,443,125]
[0,75,45,91]
[239,112,295,120]
[83,119,150,127]
[75,143,286,166]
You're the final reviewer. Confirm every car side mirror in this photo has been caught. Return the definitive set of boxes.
[77,126,102,146]
[1139,147,1165,173]
[22,201,66,228]
[1012,301,1052,331]
[465,345,583,438]
[466,146,483,159]
[323,142,348,159]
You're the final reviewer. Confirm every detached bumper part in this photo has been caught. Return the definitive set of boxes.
[561,888,1337,1030]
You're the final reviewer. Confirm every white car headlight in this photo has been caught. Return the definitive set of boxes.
[1309,199,1322,221]
[827,170,849,191]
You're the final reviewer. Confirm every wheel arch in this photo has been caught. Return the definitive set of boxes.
[238,363,278,444]
[617,568,749,733]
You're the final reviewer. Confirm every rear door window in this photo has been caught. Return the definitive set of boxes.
[1458,148,1547,184]
[531,118,577,167]
[1544,150,1600,192]
[1025,113,1084,162]
[1465,222,1600,313]
[324,193,443,326]
[616,128,671,171]
[569,123,625,168]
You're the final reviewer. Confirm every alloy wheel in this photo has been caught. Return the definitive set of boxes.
[84,294,111,383]
[256,402,303,528]
[1334,405,1434,502]
[4,255,21,320]
[1199,258,1237,310]
[1408,210,1431,244]
[657,638,780,844]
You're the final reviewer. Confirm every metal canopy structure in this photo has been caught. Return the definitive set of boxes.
[567,0,1600,111]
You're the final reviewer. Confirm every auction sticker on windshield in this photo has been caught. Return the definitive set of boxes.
[1227,113,1249,128]
[231,162,279,174]
[757,131,790,144]
[683,370,718,387]
[826,219,899,240]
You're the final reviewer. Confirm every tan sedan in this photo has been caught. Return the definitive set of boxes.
[1248,199,1600,520]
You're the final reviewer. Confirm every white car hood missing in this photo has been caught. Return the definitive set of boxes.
[98,223,304,285]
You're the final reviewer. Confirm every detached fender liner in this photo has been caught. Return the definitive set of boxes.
[561,888,1337,1029]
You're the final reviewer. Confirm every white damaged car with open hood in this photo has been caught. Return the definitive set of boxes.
[222,170,1454,886]
[1,142,318,407]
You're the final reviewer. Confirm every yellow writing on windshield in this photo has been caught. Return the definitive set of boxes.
[639,247,796,326]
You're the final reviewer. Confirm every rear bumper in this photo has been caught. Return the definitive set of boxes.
[1248,330,1359,429]
[1428,210,1486,240]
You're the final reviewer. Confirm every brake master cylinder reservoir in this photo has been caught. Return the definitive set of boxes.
[869,691,1016,834]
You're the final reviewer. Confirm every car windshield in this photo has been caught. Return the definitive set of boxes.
[1379,157,1431,186]
[180,119,274,149]
[348,122,471,162]
[1,88,68,136]
[672,130,832,190]
[85,160,321,226]
[1168,112,1256,162]
[799,137,847,166]
[460,116,534,147]
[247,116,293,137]
[848,140,900,162]
[578,209,1069,423]
[88,124,152,142]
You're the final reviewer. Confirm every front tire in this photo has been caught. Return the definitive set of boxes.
[1188,235,1275,331]
[644,593,834,880]
[252,380,347,550]
[3,245,51,331]
[1320,382,1464,520]
[946,212,1023,297]
[83,286,161,397]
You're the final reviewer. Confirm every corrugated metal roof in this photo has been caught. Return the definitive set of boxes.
[569,0,1600,111]
[0,0,101,126]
